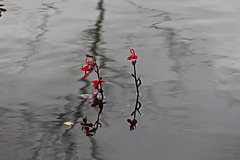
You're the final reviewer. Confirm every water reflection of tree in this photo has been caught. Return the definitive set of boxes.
[34,0,109,158]
[81,0,128,82]
[67,0,106,131]
[78,1,106,159]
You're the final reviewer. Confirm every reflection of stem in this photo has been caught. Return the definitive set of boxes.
[131,61,142,119]
[94,102,103,131]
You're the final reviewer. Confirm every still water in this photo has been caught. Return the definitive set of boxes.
[1,0,240,159]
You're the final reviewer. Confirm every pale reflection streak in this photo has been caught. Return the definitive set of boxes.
[19,3,62,73]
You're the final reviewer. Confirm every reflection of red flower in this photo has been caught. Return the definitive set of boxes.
[80,116,97,137]
[91,80,107,90]
[91,100,98,107]
[127,119,137,131]
[81,117,93,130]
[127,49,138,60]
[81,92,106,107]
[81,64,93,78]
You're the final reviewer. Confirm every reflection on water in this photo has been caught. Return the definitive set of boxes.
[34,0,107,159]
[21,2,62,73]
[82,0,105,57]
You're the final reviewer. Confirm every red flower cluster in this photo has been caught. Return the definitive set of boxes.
[80,53,107,136]
[127,49,138,60]
[127,119,137,131]
[81,54,96,78]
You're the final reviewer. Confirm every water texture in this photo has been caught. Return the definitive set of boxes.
[1,0,240,159]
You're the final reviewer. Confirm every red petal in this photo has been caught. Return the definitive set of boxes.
[93,85,98,90]
[86,54,93,57]
[81,65,84,71]
[133,55,138,59]
[127,119,132,123]
[86,61,96,66]
[91,80,99,83]
[83,72,87,78]
[127,56,132,60]
[81,64,91,71]
[130,49,135,55]
[87,68,93,71]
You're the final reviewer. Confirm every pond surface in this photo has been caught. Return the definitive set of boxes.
[1,0,240,159]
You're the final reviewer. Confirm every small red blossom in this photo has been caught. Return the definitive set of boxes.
[86,54,94,58]
[91,80,107,90]
[127,49,138,60]
[86,61,96,66]
[81,64,93,78]
[81,64,93,71]
[86,57,96,66]
[127,118,137,131]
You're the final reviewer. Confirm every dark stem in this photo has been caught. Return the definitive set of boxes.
[94,102,103,131]
[95,63,104,101]
[132,61,141,119]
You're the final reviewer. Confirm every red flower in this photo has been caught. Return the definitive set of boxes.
[86,61,96,66]
[81,64,93,78]
[91,80,107,90]
[127,118,137,131]
[86,54,93,58]
[81,64,93,71]
[127,49,138,60]
[86,57,96,66]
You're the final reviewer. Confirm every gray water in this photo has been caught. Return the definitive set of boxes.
[1,0,240,159]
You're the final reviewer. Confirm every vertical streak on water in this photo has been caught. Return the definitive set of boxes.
[22,3,61,73]
[89,0,104,57]
[89,1,105,159]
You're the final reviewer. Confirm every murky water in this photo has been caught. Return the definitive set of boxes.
[1,0,240,159]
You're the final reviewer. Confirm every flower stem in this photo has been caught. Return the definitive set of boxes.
[132,61,141,119]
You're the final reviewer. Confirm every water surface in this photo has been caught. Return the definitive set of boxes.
[1,0,240,159]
